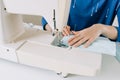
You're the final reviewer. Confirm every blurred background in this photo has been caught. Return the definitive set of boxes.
[22,15,42,25]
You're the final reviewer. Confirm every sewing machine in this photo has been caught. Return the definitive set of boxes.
[1,0,119,78]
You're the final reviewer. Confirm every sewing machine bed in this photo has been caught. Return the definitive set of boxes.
[16,41,102,77]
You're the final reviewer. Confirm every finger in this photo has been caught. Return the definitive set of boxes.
[68,31,81,42]
[63,27,70,36]
[62,30,67,36]
[66,26,71,35]
[66,26,70,30]
[62,27,68,36]
[68,36,75,42]
[84,38,95,48]
[68,35,84,46]
[64,29,69,36]
[73,37,88,47]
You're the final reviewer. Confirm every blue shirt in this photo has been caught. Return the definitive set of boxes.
[42,0,120,42]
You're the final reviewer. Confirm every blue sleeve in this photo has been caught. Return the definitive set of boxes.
[116,6,120,42]
[41,17,48,30]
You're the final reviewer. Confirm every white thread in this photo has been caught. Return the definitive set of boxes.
[116,2,120,11]
[96,3,99,12]
[73,0,76,8]
[91,7,95,16]
[74,24,77,31]
[106,8,109,18]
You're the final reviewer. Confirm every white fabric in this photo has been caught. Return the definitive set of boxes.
[61,35,116,56]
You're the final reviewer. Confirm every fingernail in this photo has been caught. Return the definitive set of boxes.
[73,45,78,48]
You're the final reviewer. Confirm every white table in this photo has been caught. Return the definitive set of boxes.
[0,55,120,80]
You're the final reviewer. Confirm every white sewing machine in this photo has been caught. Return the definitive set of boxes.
[0,0,103,77]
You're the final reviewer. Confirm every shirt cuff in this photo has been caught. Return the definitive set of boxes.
[41,17,48,30]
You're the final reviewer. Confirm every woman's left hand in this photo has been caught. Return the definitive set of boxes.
[68,24,103,48]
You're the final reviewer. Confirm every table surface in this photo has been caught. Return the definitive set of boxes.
[0,54,120,80]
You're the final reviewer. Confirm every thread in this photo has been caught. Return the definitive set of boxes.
[95,3,99,13]
[73,0,76,8]
[91,7,95,16]
[116,2,120,11]
[106,8,109,18]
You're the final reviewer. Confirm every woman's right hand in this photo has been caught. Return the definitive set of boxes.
[62,26,71,36]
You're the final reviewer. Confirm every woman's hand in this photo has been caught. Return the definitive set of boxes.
[68,24,104,48]
[62,26,71,36]
[45,24,52,32]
